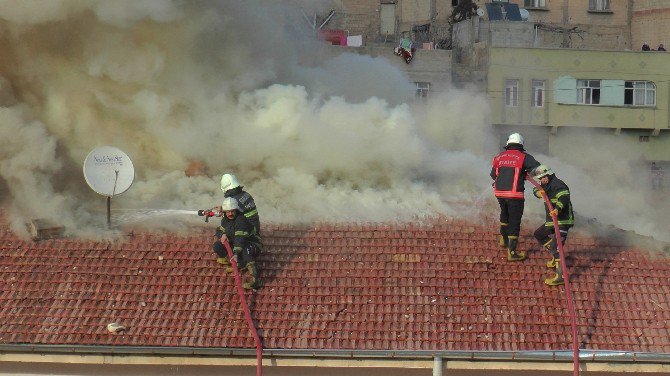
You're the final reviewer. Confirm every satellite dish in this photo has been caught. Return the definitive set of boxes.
[83,146,135,229]
[520,8,530,21]
[83,146,135,196]
[476,8,485,17]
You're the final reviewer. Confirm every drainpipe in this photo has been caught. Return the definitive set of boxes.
[433,356,443,376]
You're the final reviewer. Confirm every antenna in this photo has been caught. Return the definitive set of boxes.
[83,146,135,229]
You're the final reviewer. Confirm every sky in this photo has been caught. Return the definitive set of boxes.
[0,0,667,244]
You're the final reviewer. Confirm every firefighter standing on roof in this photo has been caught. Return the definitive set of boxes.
[491,133,541,261]
[212,197,262,290]
[531,165,574,286]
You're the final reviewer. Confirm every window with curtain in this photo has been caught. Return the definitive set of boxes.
[531,80,545,107]
[589,0,610,11]
[524,0,545,8]
[625,81,656,106]
[577,80,600,105]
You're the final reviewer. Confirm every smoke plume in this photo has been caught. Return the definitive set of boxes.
[0,0,667,245]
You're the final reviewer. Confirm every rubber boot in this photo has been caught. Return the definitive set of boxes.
[498,223,508,249]
[506,236,526,261]
[243,262,261,290]
[216,257,231,266]
[544,239,558,268]
[545,262,565,286]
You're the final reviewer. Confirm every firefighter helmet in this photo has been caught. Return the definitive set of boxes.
[221,197,240,211]
[220,173,241,193]
[533,164,554,179]
[506,133,524,146]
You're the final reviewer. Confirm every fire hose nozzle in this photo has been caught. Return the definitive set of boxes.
[197,209,217,222]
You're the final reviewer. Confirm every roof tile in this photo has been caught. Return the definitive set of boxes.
[1,217,670,352]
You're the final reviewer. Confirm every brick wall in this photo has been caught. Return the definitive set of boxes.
[336,1,380,41]
[632,1,670,51]
[337,1,455,44]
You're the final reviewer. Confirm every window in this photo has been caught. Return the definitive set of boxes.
[525,0,545,8]
[625,81,656,106]
[380,3,396,35]
[589,0,609,11]
[577,80,600,105]
[531,80,545,107]
[415,82,430,98]
[505,79,518,107]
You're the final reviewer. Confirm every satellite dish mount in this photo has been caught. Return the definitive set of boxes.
[83,146,135,229]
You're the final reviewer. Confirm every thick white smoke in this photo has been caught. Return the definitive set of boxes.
[0,0,667,245]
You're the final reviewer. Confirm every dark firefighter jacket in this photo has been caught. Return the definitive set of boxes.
[491,144,540,200]
[535,175,574,228]
[216,213,262,256]
[225,187,261,233]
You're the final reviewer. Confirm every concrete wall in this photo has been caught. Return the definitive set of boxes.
[355,45,452,95]
[327,1,454,45]
[304,44,452,96]
[473,0,629,26]
[469,0,631,50]
[3,358,670,376]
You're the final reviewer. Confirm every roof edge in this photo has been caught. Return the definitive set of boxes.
[1,345,670,364]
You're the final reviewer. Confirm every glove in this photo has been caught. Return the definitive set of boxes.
[533,187,544,199]
[549,209,558,217]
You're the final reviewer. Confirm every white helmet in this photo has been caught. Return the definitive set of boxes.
[221,197,240,211]
[533,164,554,179]
[220,173,241,193]
[506,133,524,146]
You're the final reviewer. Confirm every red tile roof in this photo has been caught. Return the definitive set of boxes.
[1,215,670,353]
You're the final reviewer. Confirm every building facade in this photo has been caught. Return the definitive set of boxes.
[487,47,670,162]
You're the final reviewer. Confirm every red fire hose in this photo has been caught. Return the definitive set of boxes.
[526,176,579,376]
[222,240,263,376]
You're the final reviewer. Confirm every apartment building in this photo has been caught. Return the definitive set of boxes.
[316,1,670,164]
[488,47,670,163]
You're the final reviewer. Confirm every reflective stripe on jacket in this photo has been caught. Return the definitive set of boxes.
[218,214,262,255]
[542,176,575,228]
[492,149,527,199]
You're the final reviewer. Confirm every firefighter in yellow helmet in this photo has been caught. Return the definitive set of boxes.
[531,165,574,286]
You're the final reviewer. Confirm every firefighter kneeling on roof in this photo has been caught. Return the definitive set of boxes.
[531,165,574,286]
[212,197,262,290]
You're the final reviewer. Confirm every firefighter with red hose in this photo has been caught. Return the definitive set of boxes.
[491,133,541,261]
[211,197,262,290]
[531,164,574,286]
